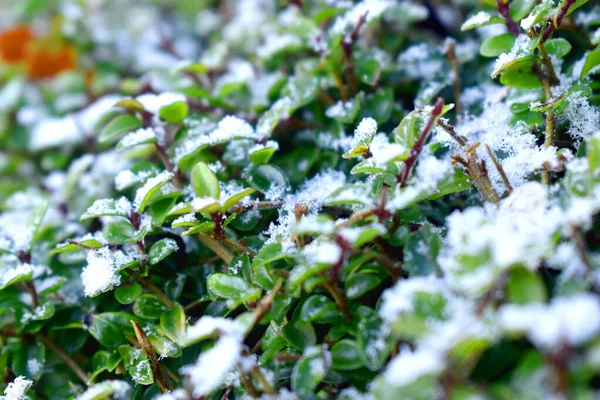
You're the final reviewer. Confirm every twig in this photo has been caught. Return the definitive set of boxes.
[198,234,235,264]
[397,98,445,186]
[220,237,256,257]
[542,0,576,42]
[532,62,556,186]
[321,277,352,322]
[226,201,285,215]
[252,278,284,327]
[26,281,39,309]
[40,334,89,385]
[485,144,513,194]
[131,321,173,393]
[252,366,276,395]
[496,0,520,37]
[445,39,462,117]
[126,269,175,309]
[336,209,375,228]
[66,239,98,250]
[341,12,368,93]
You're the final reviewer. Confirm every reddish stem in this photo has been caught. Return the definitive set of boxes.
[542,0,576,42]
[496,0,520,37]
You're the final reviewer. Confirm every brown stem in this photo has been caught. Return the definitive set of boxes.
[26,281,39,309]
[40,334,89,385]
[533,62,556,186]
[197,234,235,264]
[219,237,256,257]
[126,269,175,309]
[321,278,352,322]
[252,278,284,327]
[485,144,513,194]
[397,98,445,186]
[445,39,462,117]
[252,366,276,395]
[336,209,375,228]
[131,321,173,393]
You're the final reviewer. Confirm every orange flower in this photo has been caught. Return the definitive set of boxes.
[26,45,76,80]
[0,25,35,64]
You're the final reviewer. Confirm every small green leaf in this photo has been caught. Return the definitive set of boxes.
[509,0,536,21]
[102,219,136,245]
[159,101,188,123]
[76,381,130,399]
[12,340,45,381]
[81,198,131,220]
[148,238,179,265]
[207,273,261,304]
[115,284,142,305]
[544,38,571,58]
[480,33,515,58]
[331,339,363,370]
[86,313,138,349]
[160,304,186,346]
[300,295,341,324]
[507,266,546,304]
[357,315,390,371]
[250,146,278,165]
[283,74,320,109]
[245,164,289,195]
[133,294,170,320]
[461,12,504,31]
[118,345,154,385]
[588,135,600,174]
[221,188,256,211]
[345,274,383,299]
[581,49,600,80]
[191,162,220,199]
[291,346,330,397]
[99,114,142,143]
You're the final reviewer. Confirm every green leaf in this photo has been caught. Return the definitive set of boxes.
[355,58,382,86]
[159,101,188,123]
[507,266,546,305]
[357,315,390,371]
[136,172,174,212]
[102,219,136,245]
[480,33,516,58]
[509,0,536,21]
[250,145,278,165]
[99,114,142,143]
[0,265,33,289]
[116,128,157,152]
[300,295,342,324]
[115,284,142,305]
[221,188,256,211]
[75,381,130,400]
[245,164,289,195]
[588,135,600,174]
[50,238,103,255]
[345,273,383,299]
[498,57,543,89]
[118,345,154,385]
[133,294,170,320]
[544,38,571,58]
[148,238,179,265]
[256,97,293,137]
[207,273,261,304]
[327,93,363,124]
[331,339,363,370]
[283,74,320,109]
[86,312,137,349]
[12,340,45,381]
[581,49,600,80]
[291,346,330,397]
[461,13,505,31]
[80,198,131,220]
[191,162,220,199]
[160,304,186,346]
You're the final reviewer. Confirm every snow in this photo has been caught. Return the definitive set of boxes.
[80,247,133,297]
[0,264,34,289]
[354,117,377,144]
[118,127,156,148]
[257,34,302,59]
[384,347,444,387]
[185,316,246,344]
[302,241,342,264]
[136,92,186,115]
[75,381,130,400]
[463,11,491,28]
[180,335,242,398]
[499,294,600,350]
[492,35,532,77]
[0,376,32,400]
[331,0,394,36]
[133,171,174,210]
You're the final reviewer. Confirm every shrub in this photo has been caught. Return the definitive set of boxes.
[1,0,600,399]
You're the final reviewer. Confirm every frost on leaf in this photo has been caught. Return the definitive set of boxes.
[80,247,133,297]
